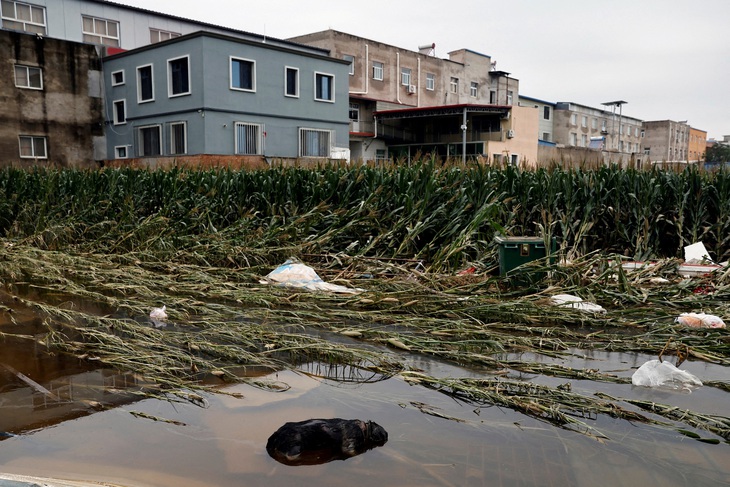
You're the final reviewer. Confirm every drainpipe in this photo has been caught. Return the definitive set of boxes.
[461,106,467,164]
[396,52,402,104]
[417,57,421,107]
[349,44,369,95]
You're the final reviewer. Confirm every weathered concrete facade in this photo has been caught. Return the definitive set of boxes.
[642,120,706,163]
[0,30,103,168]
[288,30,534,165]
[553,102,643,155]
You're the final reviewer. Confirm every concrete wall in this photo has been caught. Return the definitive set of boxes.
[518,96,555,142]
[102,32,349,160]
[553,102,642,155]
[0,30,103,168]
[688,127,707,162]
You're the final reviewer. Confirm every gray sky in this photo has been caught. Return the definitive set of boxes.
[117,0,730,139]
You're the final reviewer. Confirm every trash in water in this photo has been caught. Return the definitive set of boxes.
[631,359,702,391]
[550,294,605,313]
[149,305,168,327]
[266,418,388,466]
[261,259,363,294]
[675,312,726,329]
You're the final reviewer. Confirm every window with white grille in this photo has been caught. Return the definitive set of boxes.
[14,64,42,89]
[235,122,262,155]
[82,15,120,46]
[1,1,46,34]
[19,135,46,159]
[299,128,330,158]
[150,28,180,44]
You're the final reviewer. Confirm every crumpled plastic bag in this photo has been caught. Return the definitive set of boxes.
[550,294,605,313]
[260,259,363,294]
[675,312,726,329]
[631,359,702,390]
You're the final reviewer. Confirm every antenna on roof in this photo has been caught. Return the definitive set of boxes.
[263,24,266,43]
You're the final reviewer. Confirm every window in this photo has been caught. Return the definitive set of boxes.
[170,122,186,155]
[450,77,458,93]
[470,82,478,97]
[542,132,550,142]
[113,99,126,125]
[150,28,180,44]
[643,147,650,155]
[14,64,42,89]
[230,57,255,91]
[635,127,639,137]
[285,66,299,97]
[507,90,513,105]
[235,122,262,155]
[375,149,387,162]
[570,114,577,126]
[372,61,383,81]
[19,135,46,159]
[111,70,124,86]
[543,106,550,120]
[640,129,645,138]
[426,73,435,91]
[349,102,359,122]
[168,56,190,97]
[343,55,354,75]
[401,68,411,86]
[137,64,154,103]
[489,91,496,104]
[299,128,331,157]
[601,120,607,132]
[114,146,128,159]
[1,1,46,34]
[581,134,587,147]
[314,72,334,102]
[82,15,120,46]
[591,118,597,130]
[581,116,587,128]
[137,125,162,156]
[570,133,577,146]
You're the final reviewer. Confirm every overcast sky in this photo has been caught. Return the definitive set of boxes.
[117,0,730,139]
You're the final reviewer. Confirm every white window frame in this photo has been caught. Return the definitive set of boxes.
[343,54,355,76]
[372,61,383,81]
[14,64,42,90]
[401,68,411,86]
[426,73,435,91]
[114,145,128,159]
[136,64,154,103]
[81,15,120,46]
[470,81,478,98]
[112,99,126,125]
[150,28,180,44]
[450,77,458,93]
[571,114,577,126]
[235,122,263,155]
[314,71,335,102]
[18,135,47,159]
[581,116,587,128]
[167,55,191,97]
[1,1,46,35]
[507,90,513,105]
[230,56,256,92]
[169,121,187,155]
[284,66,299,98]
[349,102,359,122]
[299,128,331,158]
[136,124,162,157]
[111,69,124,86]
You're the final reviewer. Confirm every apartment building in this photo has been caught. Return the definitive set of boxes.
[2,0,349,165]
[103,31,349,161]
[553,102,643,156]
[288,30,537,165]
[518,95,555,143]
[642,120,706,163]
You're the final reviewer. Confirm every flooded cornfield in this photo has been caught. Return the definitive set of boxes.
[1,256,729,487]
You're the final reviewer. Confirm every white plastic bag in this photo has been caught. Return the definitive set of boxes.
[261,258,363,294]
[631,359,702,390]
[550,294,606,313]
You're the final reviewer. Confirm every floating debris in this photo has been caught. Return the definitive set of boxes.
[550,294,605,313]
[260,258,364,294]
[631,359,703,390]
[675,313,726,329]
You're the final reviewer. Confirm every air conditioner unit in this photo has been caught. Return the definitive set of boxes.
[507,129,515,138]
[407,84,416,94]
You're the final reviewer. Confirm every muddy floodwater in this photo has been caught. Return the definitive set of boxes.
[2,328,729,487]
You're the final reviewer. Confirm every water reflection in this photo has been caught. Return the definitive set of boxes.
[266,418,388,466]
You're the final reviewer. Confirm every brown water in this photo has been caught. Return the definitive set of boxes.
[1,304,729,485]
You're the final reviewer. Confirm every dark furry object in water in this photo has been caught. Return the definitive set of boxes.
[266,418,388,466]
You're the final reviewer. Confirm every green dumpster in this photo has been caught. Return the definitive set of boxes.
[494,235,556,283]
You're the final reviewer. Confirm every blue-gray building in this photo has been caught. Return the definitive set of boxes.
[103,31,350,161]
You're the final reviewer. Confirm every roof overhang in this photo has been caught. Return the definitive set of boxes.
[375,104,511,121]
